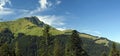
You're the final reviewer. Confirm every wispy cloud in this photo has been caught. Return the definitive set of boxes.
[37,15,66,31]
[30,0,61,14]
[0,0,13,15]
[39,0,51,9]
[37,15,65,26]
[56,0,61,5]
[56,27,66,31]
[0,0,11,10]
[0,0,65,31]
[0,0,62,16]
[30,0,52,14]
[0,8,13,15]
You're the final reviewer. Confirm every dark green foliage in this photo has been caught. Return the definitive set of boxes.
[65,38,72,56]
[81,37,110,56]
[0,17,120,56]
[101,52,107,56]
[0,43,10,56]
[42,25,53,56]
[0,28,120,56]
[53,38,62,56]
[0,28,13,45]
[65,30,88,56]
[109,42,120,56]
[15,41,22,56]
[43,25,50,46]
[0,28,15,56]
[0,29,88,56]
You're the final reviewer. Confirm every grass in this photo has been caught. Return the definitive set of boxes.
[0,17,64,36]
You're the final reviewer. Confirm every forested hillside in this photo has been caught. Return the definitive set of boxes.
[0,16,120,56]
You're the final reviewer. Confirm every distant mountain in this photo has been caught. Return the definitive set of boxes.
[0,16,120,56]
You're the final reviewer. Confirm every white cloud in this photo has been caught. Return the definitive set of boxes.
[39,0,49,9]
[0,8,13,15]
[0,0,62,16]
[56,27,66,31]
[56,0,61,5]
[37,15,66,31]
[0,0,13,15]
[30,0,62,15]
[80,30,102,37]
[37,15,65,26]
[0,0,11,10]
[30,0,52,14]
[0,0,65,31]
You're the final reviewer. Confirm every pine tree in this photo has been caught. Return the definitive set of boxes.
[0,43,10,56]
[65,38,72,56]
[53,38,62,56]
[15,41,22,56]
[109,42,120,56]
[65,30,88,56]
[0,28,13,45]
[41,25,51,56]
[101,52,107,56]
[0,28,15,56]
[43,25,50,46]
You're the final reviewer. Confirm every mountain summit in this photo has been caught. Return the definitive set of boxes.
[0,16,120,56]
[0,16,63,36]
[22,16,45,27]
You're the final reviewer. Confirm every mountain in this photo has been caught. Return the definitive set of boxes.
[0,16,64,36]
[0,16,120,56]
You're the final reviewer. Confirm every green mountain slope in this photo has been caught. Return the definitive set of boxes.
[0,16,120,56]
[0,16,64,36]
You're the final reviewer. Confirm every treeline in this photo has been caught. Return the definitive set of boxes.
[0,25,120,56]
[0,25,88,56]
[101,42,120,56]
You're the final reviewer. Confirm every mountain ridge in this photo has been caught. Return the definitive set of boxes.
[0,16,120,56]
[0,16,117,43]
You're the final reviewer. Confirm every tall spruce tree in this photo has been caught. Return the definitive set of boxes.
[15,41,22,56]
[109,42,120,56]
[65,38,72,56]
[0,43,10,56]
[42,25,51,56]
[65,30,88,56]
[53,38,62,56]
[43,25,50,46]
[0,28,14,56]
[101,52,107,56]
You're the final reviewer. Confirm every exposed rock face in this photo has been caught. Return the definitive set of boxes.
[24,16,45,27]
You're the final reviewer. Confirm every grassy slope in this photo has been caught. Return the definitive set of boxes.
[0,17,120,56]
[0,18,64,36]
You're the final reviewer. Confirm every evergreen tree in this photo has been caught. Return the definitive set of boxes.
[109,42,120,56]
[101,52,107,56]
[42,25,51,56]
[0,28,15,56]
[0,43,10,56]
[65,37,73,56]
[0,28,13,45]
[65,30,88,56]
[38,37,46,56]
[43,25,50,46]
[53,38,62,56]
[15,41,22,56]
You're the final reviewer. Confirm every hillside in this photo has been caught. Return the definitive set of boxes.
[0,16,120,56]
[0,16,64,36]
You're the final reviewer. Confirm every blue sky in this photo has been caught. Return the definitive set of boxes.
[1,0,120,42]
